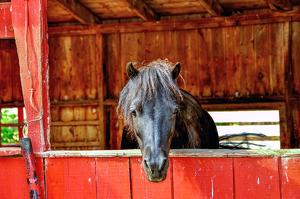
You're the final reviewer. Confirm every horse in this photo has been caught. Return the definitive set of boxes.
[117,59,219,182]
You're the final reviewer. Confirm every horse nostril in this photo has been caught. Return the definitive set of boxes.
[143,159,152,174]
[159,158,168,171]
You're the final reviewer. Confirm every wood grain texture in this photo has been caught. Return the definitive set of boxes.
[198,28,213,97]
[0,40,12,103]
[211,28,226,97]
[10,40,23,102]
[184,30,200,97]
[225,26,241,97]
[130,157,173,199]
[197,0,225,16]
[47,17,300,149]
[4,154,300,198]
[269,23,285,95]
[292,21,300,95]
[0,158,44,199]
[12,0,50,152]
[234,158,281,199]
[281,157,300,198]
[121,0,158,21]
[239,25,255,97]
[0,3,14,39]
[96,157,131,199]
[46,158,97,199]
[53,0,100,24]
[172,157,233,199]
[254,24,270,96]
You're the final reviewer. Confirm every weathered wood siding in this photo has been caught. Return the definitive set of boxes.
[47,18,300,149]
[1,10,299,149]
[103,24,288,99]
[0,40,23,104]
[48,35,103,150]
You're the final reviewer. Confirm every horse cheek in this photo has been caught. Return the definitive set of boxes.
[167,119,176,150]
[132,118,143,146]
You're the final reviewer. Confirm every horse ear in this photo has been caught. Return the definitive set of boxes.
[126,62,139,79]
[171,62,181,79]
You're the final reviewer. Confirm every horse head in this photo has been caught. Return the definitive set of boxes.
[118,60,182,182]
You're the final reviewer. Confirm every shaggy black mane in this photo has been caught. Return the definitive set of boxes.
[117,59,183,132]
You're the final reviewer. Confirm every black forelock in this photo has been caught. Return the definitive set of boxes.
[117,59,183,132]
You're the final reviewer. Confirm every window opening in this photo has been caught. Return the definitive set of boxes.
[208,110,280,149]
[0,107,26,146]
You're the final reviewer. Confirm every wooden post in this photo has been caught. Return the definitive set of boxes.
[11,0,50,152]
[283,21,295,148]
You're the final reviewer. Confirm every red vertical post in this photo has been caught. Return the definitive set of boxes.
[18,107,24,139]
[11,0,50,152]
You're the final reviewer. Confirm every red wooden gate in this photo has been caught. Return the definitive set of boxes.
[1,149,300,199]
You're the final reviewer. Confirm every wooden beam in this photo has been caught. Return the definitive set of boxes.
[121,0,159,21]
[48,9,300,37]
[96,34,106,149]
[197,0,225,16]
[0,3,14,38]
[54,0,100,24]
[283,21,295,148]
[35,149,300,158]
[0,147,21,157]
[51,121,100,126]
[51,141,101,148]
[264,0,293,11]
[11,0,50,152]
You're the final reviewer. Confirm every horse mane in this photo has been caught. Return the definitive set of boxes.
[117,59,183,132]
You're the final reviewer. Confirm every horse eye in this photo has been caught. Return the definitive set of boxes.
[132,110,137,117]
[136,132,142,139]
[173,109,179,115]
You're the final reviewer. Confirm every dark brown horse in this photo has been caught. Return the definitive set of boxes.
[117,59,219,182]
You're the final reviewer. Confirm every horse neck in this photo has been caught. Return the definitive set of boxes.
[173,90,202,149]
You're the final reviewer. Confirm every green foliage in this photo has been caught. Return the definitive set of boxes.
[1,109,19,144]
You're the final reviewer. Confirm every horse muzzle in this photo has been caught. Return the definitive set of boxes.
[142,147,169,182]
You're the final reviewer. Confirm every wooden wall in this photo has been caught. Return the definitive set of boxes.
[47,16,300,150]
[1,10,300,150]
[48,35,104,149]
[0,40,23,104]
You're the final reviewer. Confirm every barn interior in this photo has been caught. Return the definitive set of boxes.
[1,0,300,150]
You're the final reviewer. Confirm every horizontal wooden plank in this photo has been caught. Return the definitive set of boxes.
[51,141,101,147]
[51,100,99,106]
[51,121,99,126]
[220,136,280,141]
[54,0,100,24]
[103,99,286,109]
[268,0,293,11]
[198,0,225,16]
[0,102,24,108]
[121,0,158,21]
[0,147,21,156]
[0,123,26,127]
[48,10,300,36]
[35,149,300,158]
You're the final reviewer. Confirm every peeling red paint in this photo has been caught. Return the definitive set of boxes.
[11,0,50,152]
[0,3,14,38]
